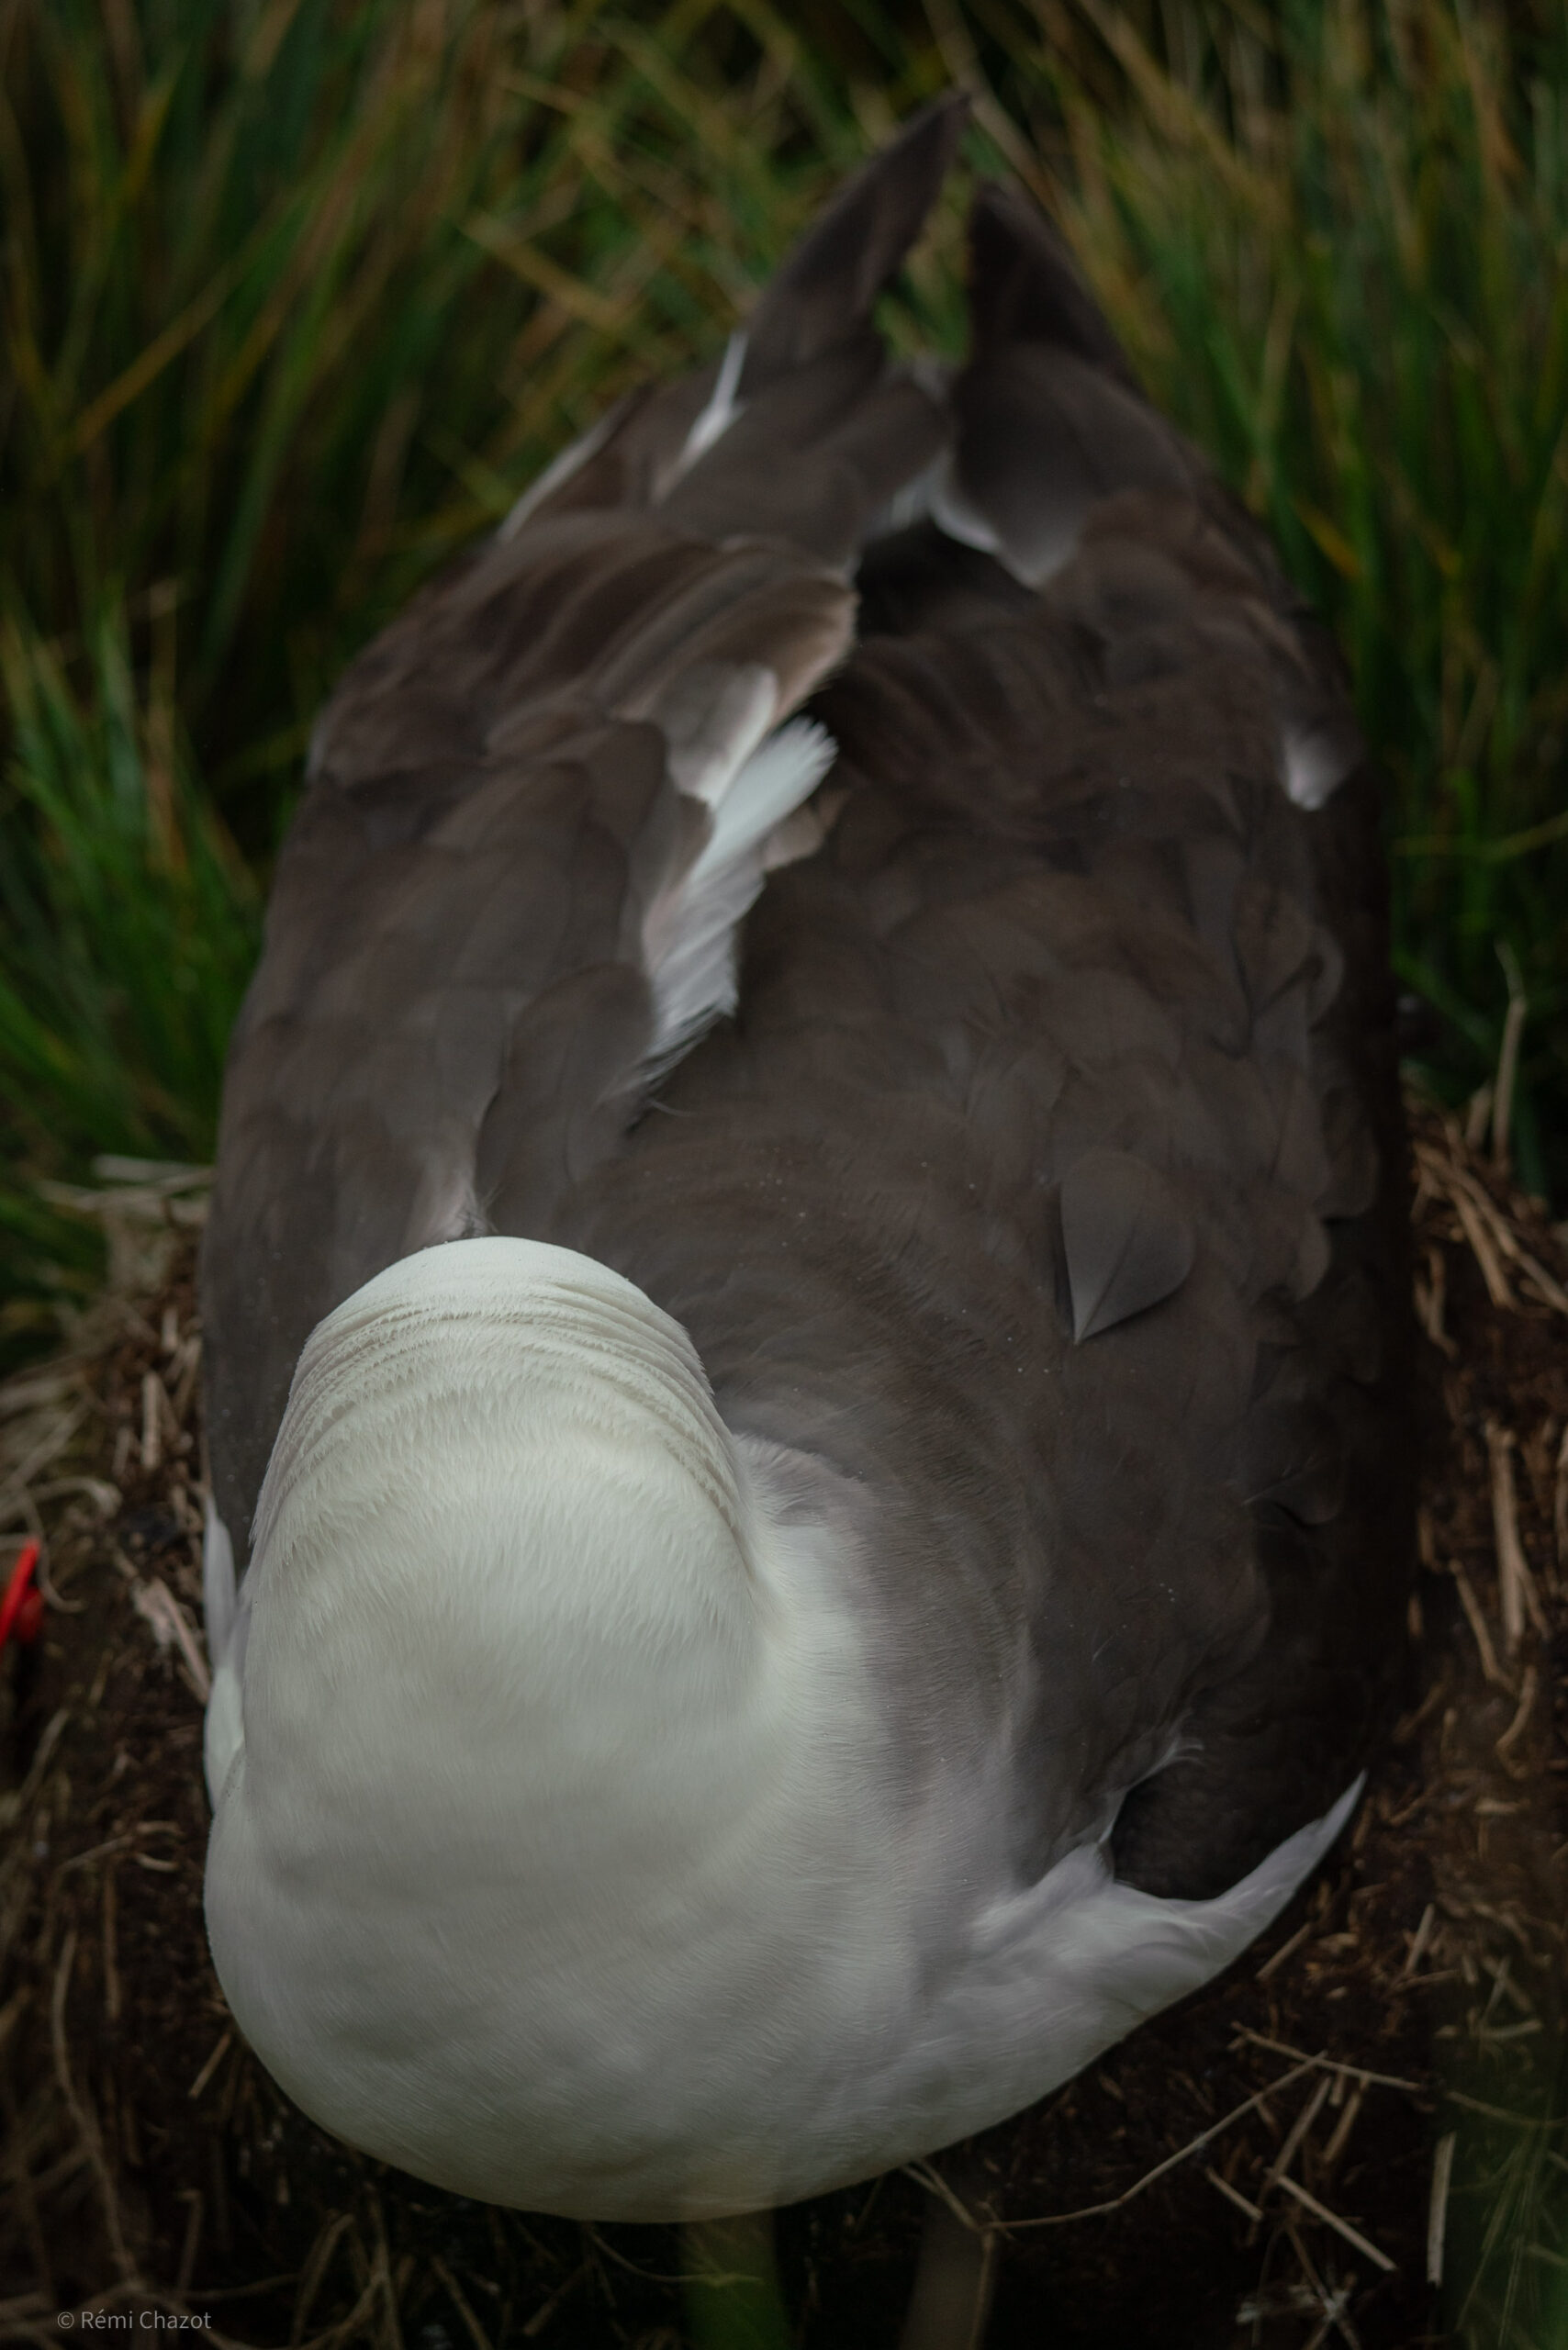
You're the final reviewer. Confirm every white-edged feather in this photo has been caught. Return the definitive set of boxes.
[670,332,748,481]
[202,1497,249,1807]
[928,458,1013,566]
[498,404,624,543]
[1282,723,1350,811]
[866,458,945,543]
[203,1492,237,1664]
[644,717,837,1069]
[689,716,836,886]
[658,662,778,805]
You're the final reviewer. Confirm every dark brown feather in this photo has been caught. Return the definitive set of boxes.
[741,95,968,389]
[203,124,1412,1911]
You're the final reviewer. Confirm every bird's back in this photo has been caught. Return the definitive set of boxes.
[203,99,1411,1953]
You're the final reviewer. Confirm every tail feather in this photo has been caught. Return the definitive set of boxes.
[944,185,1198,587]
[967,182,1140,389]
[741,94,968,392]
[887,169,1364,805]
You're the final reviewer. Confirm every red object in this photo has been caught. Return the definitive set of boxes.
[0,1539,43,1655]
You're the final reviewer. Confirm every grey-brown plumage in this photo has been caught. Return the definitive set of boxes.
[202,95,1412,1915]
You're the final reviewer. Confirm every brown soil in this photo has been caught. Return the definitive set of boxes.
[1,1101,1564,2348]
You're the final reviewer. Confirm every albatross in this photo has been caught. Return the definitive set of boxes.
[200,95,1412,2252]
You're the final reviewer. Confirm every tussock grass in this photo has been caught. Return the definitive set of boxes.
[0,599,258,1304]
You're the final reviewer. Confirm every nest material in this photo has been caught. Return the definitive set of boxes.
[1,1102,1563,2348]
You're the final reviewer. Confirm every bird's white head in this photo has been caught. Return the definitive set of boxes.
[209,1231,768,1838]
[202,1236,820,2207]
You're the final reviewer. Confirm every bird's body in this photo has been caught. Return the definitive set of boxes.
[201,101,1412,2223]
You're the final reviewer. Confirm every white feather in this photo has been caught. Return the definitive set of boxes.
[498,404,622,543]
[1282,723,1350,811]
[202,1497,248,1807]
[644,717,837,1067]
[202,1492,236,1663]
[659,662,778,805]
[671,332,748,480]
[868,458,945,543]
[928,458,1012,565]
[689,717,836,886]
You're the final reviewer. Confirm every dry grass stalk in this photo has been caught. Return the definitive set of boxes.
[1427,2132,1458,2287]
[1465,1082,1492,1152]
[1487,1419,1548,1651]
[1204,2165,1265,2223]
[1416,1128,1568,1322]
[427,2255,495,2350]
[129,1577,210,1701]
[1262,2075,1335,2197]
[999,2058,1327,2230]
[101,1868,120,2030]
[1232,2032,1425,2098]
[1319,2085,1365,2172]
[1413,1246,1455,1356]
[518,2261,588,2340]
[1490,958,1528,1172]
[1299,2292,1357,2350]
[1451,1562,1511,1688]
[1495,1664,1540,1766]
[1256,1913,1316,1981]
[293,2211,358,2344]
[1402,1902,1437,1978]
[902,2157,988,2234]
[1515,1247,1568,1317]
[1275,2175,1396,2274]
[140,1371,162,1473]
[1277,2219,1360,2350]
[174,2195,204,2300]
[187,2031,232,2103]
[49,1931,135,2286]
[0,1707,68,1833]
[1450,1187,1515,1310]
